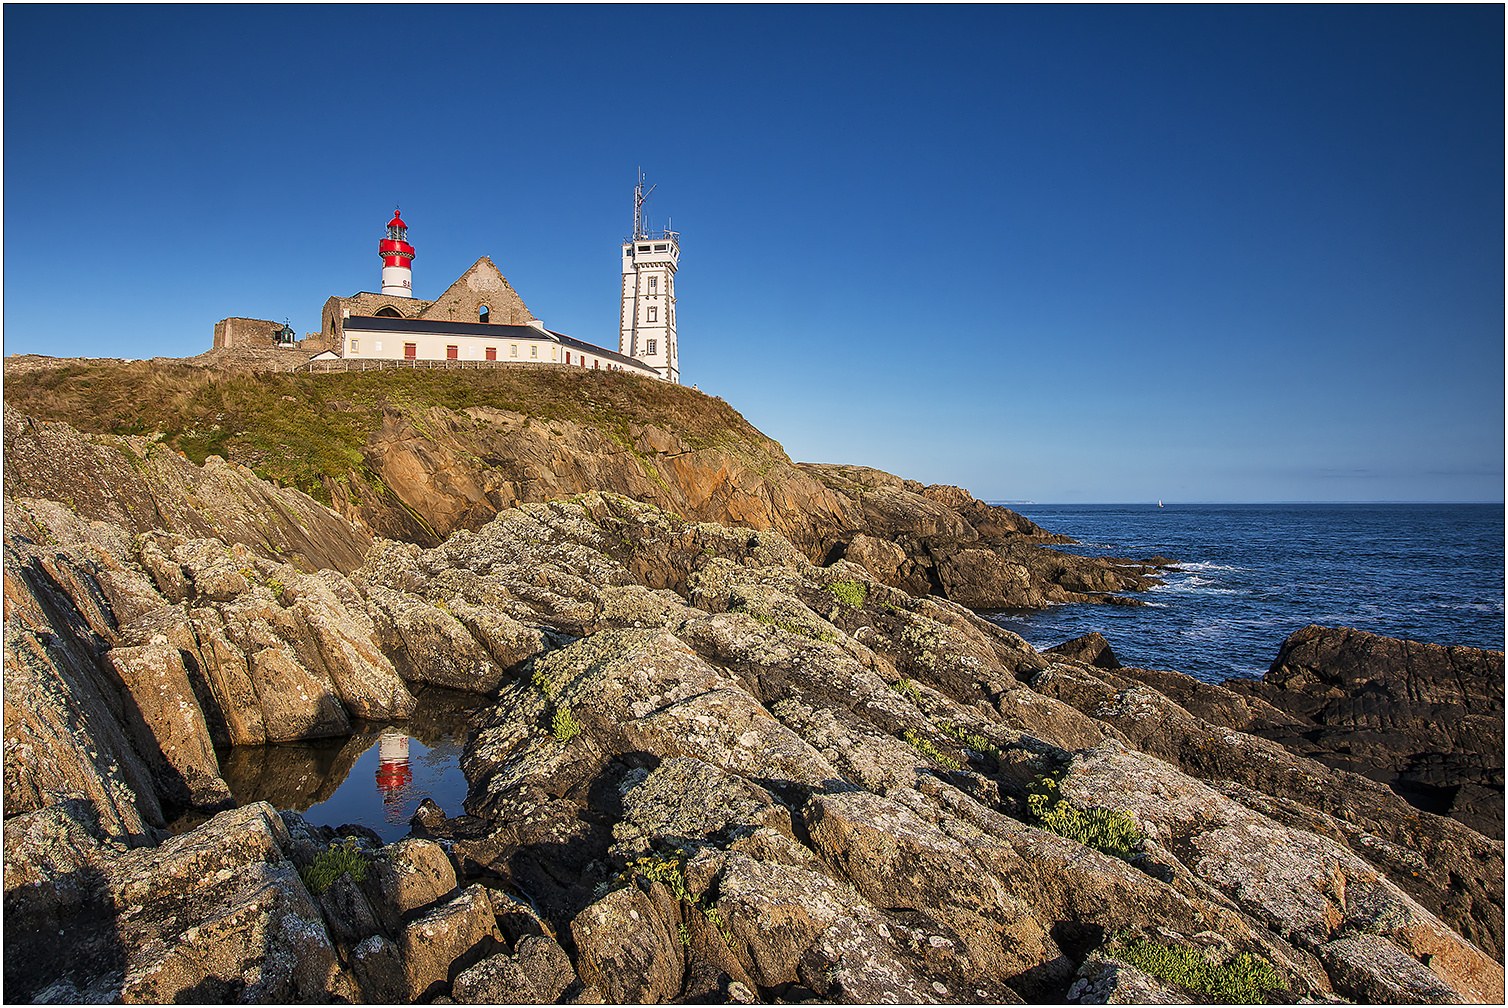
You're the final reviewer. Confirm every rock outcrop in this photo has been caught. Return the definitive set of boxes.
[1225,625,1505,839]
[6,474,1502,1002]
[4,361,1165,608]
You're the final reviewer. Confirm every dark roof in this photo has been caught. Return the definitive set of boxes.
[341,315,657,374]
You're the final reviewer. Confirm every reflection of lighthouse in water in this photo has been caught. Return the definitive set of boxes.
[375,730,414,822]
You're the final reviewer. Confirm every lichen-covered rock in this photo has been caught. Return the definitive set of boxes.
[1062,739,1504,1004]
[5,802,349,1003]
[804,788,1069,997]
[395,884,505,1001]
[451,934,580,1004]
[1066,956,1190,1004]
[571,884,684,1004]
[362,837,459,935]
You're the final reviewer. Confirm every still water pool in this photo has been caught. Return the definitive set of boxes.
[222,688,482,842]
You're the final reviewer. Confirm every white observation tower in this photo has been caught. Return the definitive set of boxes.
[619,171,679,383]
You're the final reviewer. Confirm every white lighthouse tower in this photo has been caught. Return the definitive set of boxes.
[619,172,679,383]
[380,207,415,297]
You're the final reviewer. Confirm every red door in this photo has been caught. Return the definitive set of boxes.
[565,353,571,365]
[404,343,417,359]
[447,345,459,360]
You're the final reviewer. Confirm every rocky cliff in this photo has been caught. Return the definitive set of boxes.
[4,357,1503,1004]
[3,357,1163,608]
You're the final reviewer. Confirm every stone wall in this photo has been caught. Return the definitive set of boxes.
[322,294,437,346]
[418,257,534,326]
[213,317,289,350]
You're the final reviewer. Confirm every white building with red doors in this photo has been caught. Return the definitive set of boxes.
[319,204,673,380]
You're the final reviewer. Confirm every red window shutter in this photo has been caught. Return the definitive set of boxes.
[404,343,417,359]
[486,347,497,361]
[447,345,458,360]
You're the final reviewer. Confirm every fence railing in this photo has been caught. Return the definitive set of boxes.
[288,357,655,376]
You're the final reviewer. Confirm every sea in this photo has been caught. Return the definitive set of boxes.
[985,502,1505,684]
[227,501,1504,838]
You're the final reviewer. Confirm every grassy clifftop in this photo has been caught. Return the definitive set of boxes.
[3,360,785,506]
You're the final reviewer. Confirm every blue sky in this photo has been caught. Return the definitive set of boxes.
[5,6,1502,502]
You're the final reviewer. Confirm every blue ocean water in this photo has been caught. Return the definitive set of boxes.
[985,503,1504,683]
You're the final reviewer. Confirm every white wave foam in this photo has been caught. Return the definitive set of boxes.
[1173,561,1248,573]
[1149,582,1246,596]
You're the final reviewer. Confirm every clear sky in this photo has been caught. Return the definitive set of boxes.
[5,6,1502,503]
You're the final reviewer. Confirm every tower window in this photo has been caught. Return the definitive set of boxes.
[638,245,651,252]
[646,339,657,355]
[654,244,668,252]
[648,276,657,292]
[647,307,657,323]
[376,306,401,318]
[479,305,490,323]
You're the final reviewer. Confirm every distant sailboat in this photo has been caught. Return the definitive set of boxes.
[1158,500,1164,508]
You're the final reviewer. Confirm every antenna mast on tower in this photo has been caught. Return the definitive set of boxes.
[632,168,656,239]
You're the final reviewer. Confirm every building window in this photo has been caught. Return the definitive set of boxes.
[654,244,667,252]
[349,339,359,353]
[404,343,417,359]
[447,345,459,360]
[647,307,657,323]
[648,276,657,292]
[530,345,538,358]
[479,305,490,323]
[552,346,558,360]
[510,345,518,357]
[376,306,401,318]
[374,341,382,353]
[638,245,650,252]
[646,339,657,355]
[486,347,497,361]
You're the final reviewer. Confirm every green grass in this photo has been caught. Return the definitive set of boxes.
[1026,774,1143,859]
[903,730,963,771]
[936,720,1002,759]
[3,362,791,507]
[1110,934,1284,1003]
[829,580,866,608]
[298,838,369,894]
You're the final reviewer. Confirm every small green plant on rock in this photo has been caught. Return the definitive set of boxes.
[552,706,582,743]
[299,837,369,895]
[624,852,738,953]
[1109,933,1284,1003]
[530,664,557,698]
[891,678,923,702]
[829,580,866,608]
[1026,774,1142,859]
[903,730,963,772]
[936,720,1002,760]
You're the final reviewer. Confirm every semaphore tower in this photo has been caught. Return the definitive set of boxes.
[380,207,415,297]
[619,172,679,383]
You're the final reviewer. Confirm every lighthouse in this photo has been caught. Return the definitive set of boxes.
[380,208,415,297]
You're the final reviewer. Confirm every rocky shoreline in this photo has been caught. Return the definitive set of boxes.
[3,364,1504,1004]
